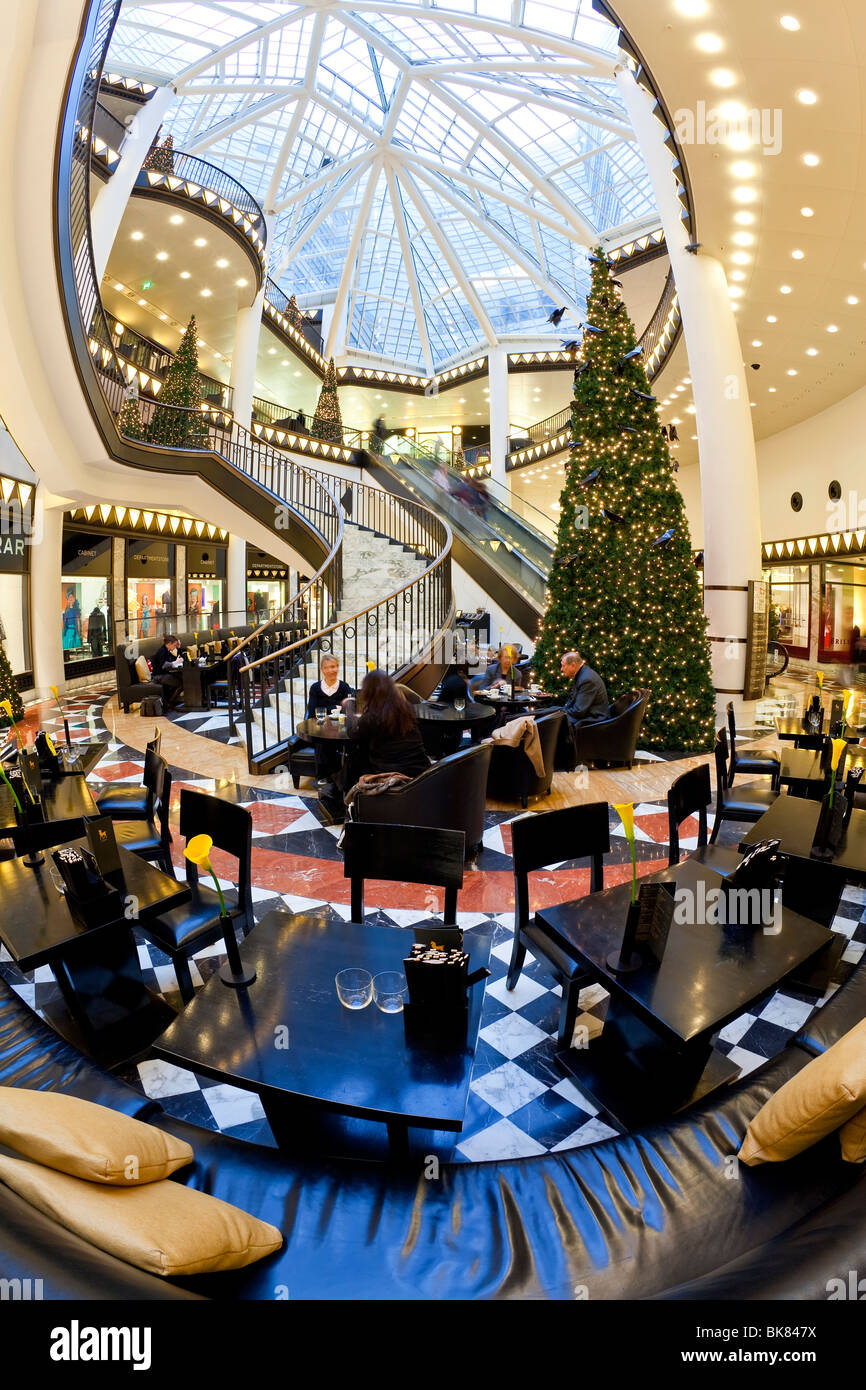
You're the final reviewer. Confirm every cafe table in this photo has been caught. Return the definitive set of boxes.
[0,775,100,854]
[740,799,866,887]
[774,714,862,743]
[0,840,190,1067]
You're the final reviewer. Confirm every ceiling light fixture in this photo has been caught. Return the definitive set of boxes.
[806,348,818,356]
[827,324,839,332]
[791,249,805,259]
[779,284,792,294]
[710,69,737,87]
[731,161,757,178]
[733,186,757,203]
[767,315,777,323]
[696,33,724,52]
[780,15,801,30]
[847,295,860,305]
[734,211,755,226]
[169,214,183,225]
[731,251,751,263]
[156,251,168,261]
[236,278,248,287]
[800,206,814,217]
[803,152,820,166]
[179,271,190,279]
[216,258,229,269]
[797,89,817,104]
[194,237,207,247]
[130,231,143,240]
[733,232,754,246]
[752,339,763,347]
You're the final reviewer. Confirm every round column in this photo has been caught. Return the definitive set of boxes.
[487,347,510,490]
[30,496,65,694]
[227,533,247,629]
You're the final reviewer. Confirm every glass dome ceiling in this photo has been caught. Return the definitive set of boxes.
[106,1,658,372]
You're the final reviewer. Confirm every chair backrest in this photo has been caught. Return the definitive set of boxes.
[511,802,610,931]
[726,702,738,773]
[152,759,172,848]
[342,821,465,924]
[781,857,846,929]
[177,789,253,919]
[667,763,711,865]
[609,689,639,720]
[395,683,421,706]
[145,727,161,756]
[714,729,729,800]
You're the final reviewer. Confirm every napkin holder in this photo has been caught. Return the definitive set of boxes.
[403,942,489,1042]
[52,847,122,929]
[718,839,783,927]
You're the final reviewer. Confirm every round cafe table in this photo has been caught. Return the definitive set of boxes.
[474,688,555,725]
[415,699,497,758]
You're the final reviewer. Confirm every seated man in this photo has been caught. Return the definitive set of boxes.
[559,650,609,727]
[469,643,527,695]
[150,634,185,709]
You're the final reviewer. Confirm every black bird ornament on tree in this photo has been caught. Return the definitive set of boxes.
[548,306,567,326]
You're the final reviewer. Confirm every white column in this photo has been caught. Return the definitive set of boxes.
[616,67,763,722]
[487,346,509,490]
[230,213,274,429]
[90,86,176,284]
[227,533,247,628]
[30,496,65,694]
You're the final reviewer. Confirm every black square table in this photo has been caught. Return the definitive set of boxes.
[778,747,826,799]
[155,911,492,1159]
[0,776,100,852]
[775,715,860,743]
[740,799,866,885]
[0,841,190,1066]
[534,847,832,1130]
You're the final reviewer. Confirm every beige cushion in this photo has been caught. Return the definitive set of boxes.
[134,655,151,682]
[0,1088,192,1184]
[840,1106,866,1163]
[0,1154,282,1277]
[739,1019,866,1165]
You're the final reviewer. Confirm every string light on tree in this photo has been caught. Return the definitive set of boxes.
[533,247,716,751]
[312,357,344,445]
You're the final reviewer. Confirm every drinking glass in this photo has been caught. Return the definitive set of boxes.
[48,866,66,897]
[373,971,408,1014]
[316,706,326,726]
[454,697,466,715]
[335,968,373,1009]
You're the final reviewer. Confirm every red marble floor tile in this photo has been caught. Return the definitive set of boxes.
[246,802,309,834]
[92,761,144,782]
[634,810,700,844]
[498,822,514,857]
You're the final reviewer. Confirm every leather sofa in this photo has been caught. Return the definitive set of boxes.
[571,687,650,770]
[114,622,308,712]
[353,742,492,858]
[0,963,864,1300]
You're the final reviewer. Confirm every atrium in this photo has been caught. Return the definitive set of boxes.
[0,0,865,1337]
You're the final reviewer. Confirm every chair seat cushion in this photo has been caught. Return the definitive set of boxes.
[722,790,779,816]
[735,754,780,774]
[146,884,236,952]
[95,786,149,816]
[524,921,586,982]
[113,822,161,855]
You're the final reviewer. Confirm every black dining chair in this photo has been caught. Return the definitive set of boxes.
[94,746,161,822]
[145,727,161,756]
[486,710,564,808]
[342,821,465,925]
[709,729,779,844]
[667,763,710,866]
[136,789,253,1003]
[726,703,780,788]
[506,802,610,1047]
[112,756,173,875]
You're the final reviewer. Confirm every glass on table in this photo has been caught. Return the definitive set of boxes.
[454,697,466,715]
[315,706,327,726]
[372,971,408,1014]
[335,967,373,1009]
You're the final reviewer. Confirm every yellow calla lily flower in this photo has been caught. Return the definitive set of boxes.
[0,699,12,718]
[613,801,635,841]
[49,685,58,700]
[185,833,214,869]
[816,671,824,691]
[830,738,847,772]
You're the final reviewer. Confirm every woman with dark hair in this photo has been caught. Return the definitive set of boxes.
[344,669,429,786]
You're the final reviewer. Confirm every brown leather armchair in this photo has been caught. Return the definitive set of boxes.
[571,688,650,769]
[486,711,564,808]
[353,742,492,858]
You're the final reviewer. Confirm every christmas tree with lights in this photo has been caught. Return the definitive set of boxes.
[146,315,208,449]
[143,132,174,174]
[0,643,24,727]
[117,388,145,441]
[311,357,343,444]
[533,249,715,751]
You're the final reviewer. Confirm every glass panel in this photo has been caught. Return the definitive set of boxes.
[61,577,112,663]
[126,580,175,641]
[820,561,866,660]
[763,564,810,652]
[187,580,224,629]
[0,574,28,674]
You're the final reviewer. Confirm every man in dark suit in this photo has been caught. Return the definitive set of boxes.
[151,635,185,709]
[560,650,609,728]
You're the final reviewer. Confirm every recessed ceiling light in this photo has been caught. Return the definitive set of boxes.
[719,100,748,122]
[791,249,805,260]
[802,152,820,166]
[752,339,763,347]
[780,284,792,294]
[769,387,776,392]
[732,232,754,247]
[214,351,221,359]
[236,278,248,287]
[806,348,818,356]
[179,271,190,279]
[734,211,755,226]
[268,347,276,355]
[710,69,737,88]
[847,295,860,305]
[113,281,123,291]
[731,251,750,264]
[294,371,302,377]
[827,323,839,332]
[733,186,757,203]
[674,0,709,15]
[137,298,146,306]
[130,231,143,241]
[216,258,229,269]
[155,251,168,262]
[731,270,746,281]
[797,89,817,105]
[169,214,183,225]
[800,207,814,217]
[728,286,744,297]
[695,33,723,52]
[683,377,692,384]
[159,313,167,321]
[731,161,757,178]
[727,132,753,151]
[787,369,798,376]
[767,315,777,323]
[194,237,207,247]
[196,338,205,347]
[780,15,801,30]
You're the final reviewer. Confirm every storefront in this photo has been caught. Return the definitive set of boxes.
[60,529,113,667]
[820,559,866,663]
[186,543,226,629]
[126,537,176,641]
[762,562,810,659]
[0,476,32,683]
[246,547,289,623]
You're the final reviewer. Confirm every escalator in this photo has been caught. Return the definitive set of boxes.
[364,435,555,633]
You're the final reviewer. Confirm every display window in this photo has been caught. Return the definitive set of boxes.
[61,530,112,664]
[820,560,866,663]
[187,580,224,630]
[126,539,175,640]
[246,580,284,622]
[0,573,29,674]
[763,563,810,659]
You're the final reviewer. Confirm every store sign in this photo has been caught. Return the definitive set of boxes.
[127,539,174,577]
[0,533,27,572]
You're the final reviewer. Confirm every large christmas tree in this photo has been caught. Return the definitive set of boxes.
[311,357,343,444]
[0,643,24,726]
[117,388,145,441]
[146,315,208,449]
[534,248,715,751]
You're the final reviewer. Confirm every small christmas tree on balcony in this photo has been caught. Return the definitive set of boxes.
[287,295,304,330]
[0,642,24,727]
[117,387,145,441]
[311,357,343,444]
[144,132,175,174]
[146,315,208,449]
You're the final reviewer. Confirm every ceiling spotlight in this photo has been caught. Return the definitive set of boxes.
[710,69,737,87]
[728,286,744,297]
[806,348,818,356]
[194,237,207,247]
[780,284,792,294]
[797,89,817,104]
[113,281,123,291]
[731,270,746,281]
[731,251,751,264]
[801,206,815,217]
[767,315,777,323]
[734,211,755,226]
[791,249,805,260]
[733,186,757,203]
[216,258,229,269]
[731,161,757,178]
[130,231,143,241]
[733,232,754,247]
[196,338,205,347]
[137,298,146,306]
[827,324,839,332]
[803,153,820,166]
[695,33,723,52]
[769,387,776,393]
[847,295,860,305]
[787,369,798,376]
[780,15,801,30]
[169,214,183,225]
[727,132,753,151]
[155,251,168,262]
[752,339,763,347]
[268,347,276,354]
[674,0,709,14]
[236,278,248,287]
[179,271,190,279]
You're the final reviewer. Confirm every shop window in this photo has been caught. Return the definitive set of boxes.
[61,530,112,664]
[0,573,28,674]
[763,563,810,658]
[126,539,175,640]
[820,560,866,662]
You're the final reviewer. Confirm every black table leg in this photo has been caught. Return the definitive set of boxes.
[386,1118,410,1159]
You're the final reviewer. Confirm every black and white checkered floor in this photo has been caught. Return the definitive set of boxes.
[2,686,864,1162]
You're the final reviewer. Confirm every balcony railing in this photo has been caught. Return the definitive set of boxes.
[264,279,324,354]
[90,314,234,412]
[139,147,266,241]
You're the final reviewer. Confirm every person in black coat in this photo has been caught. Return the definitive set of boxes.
[559,650,609,727]
[304,656,354,721]
[341,669,429,792]
[151,635,185,708]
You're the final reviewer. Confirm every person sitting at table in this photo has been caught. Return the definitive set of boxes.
[304,655,354,721]
[469,644,527,695]
[151,634,185,709]
[342,669,430,791]
[557,649,609,727]
[439,666,469,704]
